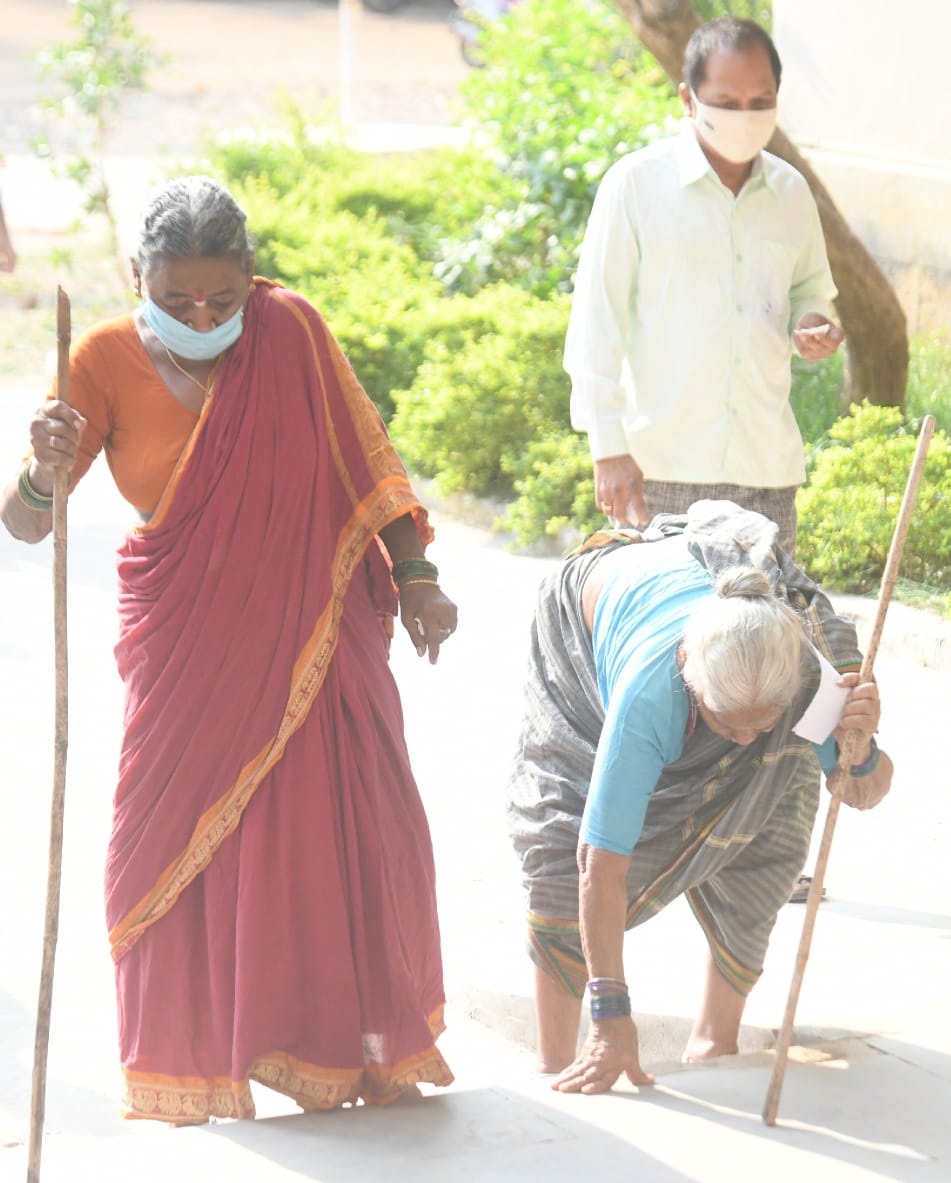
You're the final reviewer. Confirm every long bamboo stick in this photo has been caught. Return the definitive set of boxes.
[762,413,936,1127]
[26,286,71,1183]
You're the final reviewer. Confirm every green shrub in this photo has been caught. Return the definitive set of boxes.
[796,402,951,593]
[446,0,680,296]
[389,287,571,496]
[501,432,600,546]
[791,332,951,460]
[790,351,845,456]
[692,1,772,24]
[215,122,499,265]
[212,125,345,199]
[205,109,951,607]
[214,127,520,417]
[905,330,951,434]
[215,162,446,418]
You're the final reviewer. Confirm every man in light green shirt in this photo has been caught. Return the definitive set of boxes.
[565,17,844,550]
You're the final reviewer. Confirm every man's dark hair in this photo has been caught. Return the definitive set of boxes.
[683,17,782,93]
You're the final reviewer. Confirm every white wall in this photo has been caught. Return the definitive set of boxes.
[773,0,951,332]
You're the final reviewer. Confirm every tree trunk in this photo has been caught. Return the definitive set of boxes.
[614,0,908,406]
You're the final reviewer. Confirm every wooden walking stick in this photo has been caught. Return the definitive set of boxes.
[762,413,936,1127]
[26,286,71,1183]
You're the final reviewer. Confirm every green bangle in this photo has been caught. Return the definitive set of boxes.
[849,736,880,778]
[391,558,438,586]
[396,577,439,589]
[17,464,54,511]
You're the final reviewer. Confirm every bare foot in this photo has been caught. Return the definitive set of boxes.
[682,1039,738,1063]
[536,1059,571,1076]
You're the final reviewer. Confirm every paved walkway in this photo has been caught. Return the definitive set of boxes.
[1,4,949,1172]
[0,467,949,1180]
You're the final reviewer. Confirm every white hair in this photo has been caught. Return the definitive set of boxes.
[681,567,803,714]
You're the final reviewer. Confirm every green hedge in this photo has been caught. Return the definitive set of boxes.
[450,0,680,297]
[204,43,951,608]
[389,286,571,497]
[220,150,453,418]
[796,403,951,593]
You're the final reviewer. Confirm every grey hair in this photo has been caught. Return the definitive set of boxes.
[135,176,253,276]
[681,567,803,715]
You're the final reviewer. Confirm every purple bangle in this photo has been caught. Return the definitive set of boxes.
[589,994,632,1021]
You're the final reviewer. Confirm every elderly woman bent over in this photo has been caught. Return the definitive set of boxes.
[507,502,892,1094]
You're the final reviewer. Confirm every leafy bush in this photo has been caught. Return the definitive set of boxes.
[501,432,600,545]
[215,117,502,266]
[796,402,951,593]
[389,287,571,496]
[229,180,440,418]
[692,1,773,24]
[203,82,951,612]
[905,331,951,434]
[445,0,680,297]
[790,351,845,456]
[791,332,951,458]
[214,124,524,417]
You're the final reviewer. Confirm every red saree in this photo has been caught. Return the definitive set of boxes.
[104,281,452,1121]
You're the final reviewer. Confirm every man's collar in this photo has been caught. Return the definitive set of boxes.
[675,123,711,187]
[675,121,777,191]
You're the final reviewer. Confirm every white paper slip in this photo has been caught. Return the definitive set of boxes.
[792,648,851,743]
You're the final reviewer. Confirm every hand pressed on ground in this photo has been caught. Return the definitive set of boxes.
[551,1016,655,1095]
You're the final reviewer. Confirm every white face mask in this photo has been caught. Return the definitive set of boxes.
[690,91,777,164]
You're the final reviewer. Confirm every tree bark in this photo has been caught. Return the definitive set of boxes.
[614,0,908,406]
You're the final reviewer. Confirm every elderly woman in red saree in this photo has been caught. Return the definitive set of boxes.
[1,176,457,1122]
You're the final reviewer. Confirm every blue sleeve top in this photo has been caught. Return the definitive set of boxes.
[581,541,713,855]
[581,539,841,856]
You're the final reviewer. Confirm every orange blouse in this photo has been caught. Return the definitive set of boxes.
[56,314,200,513]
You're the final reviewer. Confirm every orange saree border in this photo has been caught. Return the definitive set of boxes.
[120,1007,452,1122]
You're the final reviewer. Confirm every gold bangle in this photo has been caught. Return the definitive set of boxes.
[396,577,440,588]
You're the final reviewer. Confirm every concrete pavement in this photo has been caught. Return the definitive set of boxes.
[1,2,949,1167]
[4,1019,951,1182]
[0,454,949,1181]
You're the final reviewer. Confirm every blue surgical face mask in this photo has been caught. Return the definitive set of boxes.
[140,297,245,361]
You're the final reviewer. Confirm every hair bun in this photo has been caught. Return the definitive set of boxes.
[716,566,771,600]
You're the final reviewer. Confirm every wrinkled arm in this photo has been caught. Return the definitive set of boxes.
[378,512,458,665]
[552,844,654,1094]
[1,462,53,543]
[830,674,893,810]
[578,843,630,982]
[0,400,87,544]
